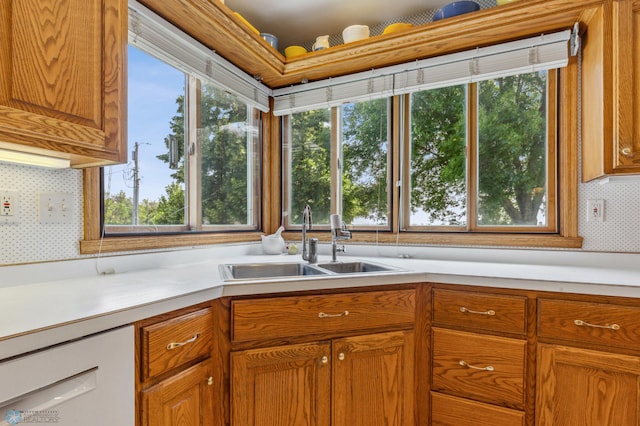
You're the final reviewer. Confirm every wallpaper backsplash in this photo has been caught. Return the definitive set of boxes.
[1,160,639,265]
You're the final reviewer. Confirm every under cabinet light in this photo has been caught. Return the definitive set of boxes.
[0,149,71,169]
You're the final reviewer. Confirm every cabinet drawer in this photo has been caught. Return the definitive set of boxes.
[432,327,526,408]
[433,288,527,335]
[431,392,525,426]
[142,308,213,380]
[231,289,415,342]
[538,299,640,350]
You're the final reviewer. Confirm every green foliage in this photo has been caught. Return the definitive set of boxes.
[104,190,133,225]
[477,72,548,225]
[152,182,185,225]
[410,85,467,224]
[341,99,389,224]
[289,108,332,224]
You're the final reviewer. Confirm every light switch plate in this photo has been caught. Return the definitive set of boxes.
[39,192,73,224]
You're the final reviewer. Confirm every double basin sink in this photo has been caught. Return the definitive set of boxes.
[219,260,401,281]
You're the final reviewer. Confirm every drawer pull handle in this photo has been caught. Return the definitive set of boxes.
[319,310,349,318]
[574,319,620,330]
[459,360,494,372]
[459,307,496,316]
[166,334,199,350]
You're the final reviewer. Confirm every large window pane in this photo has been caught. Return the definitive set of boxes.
[286,108,332,225]
[477,71,549,226]
[197,82,258,226]
[104,45,186,228]
[341,99,389,226]
[409,86,467,226]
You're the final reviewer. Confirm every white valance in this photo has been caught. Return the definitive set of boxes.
[272,30,570,116]
[128,0,271,112]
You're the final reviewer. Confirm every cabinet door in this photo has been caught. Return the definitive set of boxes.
[231,342,331,426]
[537,343,640,425]
[583,0,640,179]
[332,331,415,426]
[0,0,126,167]
[142,361,214,426]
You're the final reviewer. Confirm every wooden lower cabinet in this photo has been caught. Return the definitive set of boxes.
[142,360,215,426]
[431,392,525,426]
[537,343,640,425]
[231,341,331,426]
[230,330,414,426]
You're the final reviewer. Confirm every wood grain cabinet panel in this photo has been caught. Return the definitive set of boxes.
[432,327,526,409]
[332,331,415,426]
[231,290,415,343]
[432,288,527,335]
[231,341,332,426]
[142,360,214,426]
[537,343,640,425]
[538,298,640,351]
[582,0,640,180]
[142,308,213,380]
[431,392,525,426]
[0,0,126,167]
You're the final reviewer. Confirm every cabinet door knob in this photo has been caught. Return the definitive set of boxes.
[338,353,345,361]
[321,356,329,364]
[207,376,213,386]
[621,147,633,157]
[459,306,495,316]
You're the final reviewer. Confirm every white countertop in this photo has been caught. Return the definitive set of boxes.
[2,243,640,359]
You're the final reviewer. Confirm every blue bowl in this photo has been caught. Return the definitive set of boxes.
[433,1,480,21]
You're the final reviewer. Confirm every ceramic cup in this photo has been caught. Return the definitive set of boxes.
[312,35,330,51]
[342,25,369,43]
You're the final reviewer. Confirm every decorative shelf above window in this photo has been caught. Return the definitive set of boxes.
[139,0,602,89]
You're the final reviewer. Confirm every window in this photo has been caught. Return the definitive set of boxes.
[404,70,557,232]
[282,98,391,229]
[100,1,267,235]
[283,71,559,237]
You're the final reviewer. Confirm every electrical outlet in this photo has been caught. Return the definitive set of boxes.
[39,192,73,224]
[1,190,20,224]
[587,199,604,222]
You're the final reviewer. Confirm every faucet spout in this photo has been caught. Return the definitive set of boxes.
[330,214,351,262]
[302,205,317,263]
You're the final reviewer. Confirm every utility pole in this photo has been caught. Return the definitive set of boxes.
[132,142,140,225]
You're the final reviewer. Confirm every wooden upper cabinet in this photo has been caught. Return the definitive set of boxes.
[0,0,126,167]
[582,0,640,180]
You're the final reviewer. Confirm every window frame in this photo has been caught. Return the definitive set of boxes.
[281,100,394,232]
[401,71,558,233]
[277,61,581,249]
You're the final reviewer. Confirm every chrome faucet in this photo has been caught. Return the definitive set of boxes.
[302,204,318,263]
[330,214,351,262]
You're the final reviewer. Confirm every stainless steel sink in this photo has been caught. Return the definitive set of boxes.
[316,261,396,274]
[219,262,327,281]
[219,260,401,281]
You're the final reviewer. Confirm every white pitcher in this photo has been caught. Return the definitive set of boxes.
[312,35,330,51]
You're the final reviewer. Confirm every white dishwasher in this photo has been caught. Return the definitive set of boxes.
[0,325,134,426]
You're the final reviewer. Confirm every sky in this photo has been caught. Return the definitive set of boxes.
[104,46,185,202]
